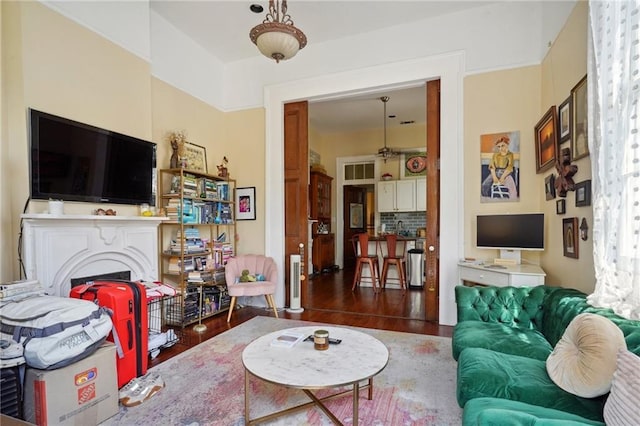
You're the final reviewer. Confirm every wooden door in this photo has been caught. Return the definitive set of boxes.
[343,185,367,269]
[425,79,441,321]
[284,101,309,307]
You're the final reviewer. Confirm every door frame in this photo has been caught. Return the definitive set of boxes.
[264,52,464,326]
[335,155,379,270]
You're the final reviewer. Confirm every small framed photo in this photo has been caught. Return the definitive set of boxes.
[558,96,572,144]
[545,174,556,200]
[349,203,364,228]
[400,150,427,179]
[183,142,207,172]
[236,187,256,221]
[571,75,589,161]
[575,180,591,207]
[535,105,558,173]
[563,217,579,259]
[556,199,566,215]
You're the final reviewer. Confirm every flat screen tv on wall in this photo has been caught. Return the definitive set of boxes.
[29,109,156,206]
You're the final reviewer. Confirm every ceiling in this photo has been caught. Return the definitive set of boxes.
[149,1,497,133]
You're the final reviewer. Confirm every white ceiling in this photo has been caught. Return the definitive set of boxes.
[150,1,500,133]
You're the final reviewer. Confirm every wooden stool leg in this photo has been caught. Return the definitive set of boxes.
[397,260,407,292]
[226,296,237,322]
[381,260,389,290]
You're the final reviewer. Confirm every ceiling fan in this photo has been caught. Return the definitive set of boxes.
[377,96,401,162]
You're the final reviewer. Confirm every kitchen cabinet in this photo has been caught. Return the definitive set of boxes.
[377,180,416,212]
[415,178,426,211]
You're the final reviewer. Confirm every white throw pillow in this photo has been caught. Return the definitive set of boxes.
[604,349,640,426]
[546,313,627,398]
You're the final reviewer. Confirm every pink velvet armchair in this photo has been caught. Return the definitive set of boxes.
[224,254,279,322]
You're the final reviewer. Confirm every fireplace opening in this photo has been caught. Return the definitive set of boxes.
[70,270,131,288]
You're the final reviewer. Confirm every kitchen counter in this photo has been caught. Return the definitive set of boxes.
[368,235,417,242]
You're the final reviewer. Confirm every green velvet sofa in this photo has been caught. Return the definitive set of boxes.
[453,285,640,425]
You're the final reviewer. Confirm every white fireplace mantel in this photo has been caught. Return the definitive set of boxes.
[21,214,166,297]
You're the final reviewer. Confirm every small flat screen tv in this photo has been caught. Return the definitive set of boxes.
[29,109,156,205]
[477,213,544,262]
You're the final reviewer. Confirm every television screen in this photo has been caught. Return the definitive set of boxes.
[476,213,544,250]
[29,109,156,205]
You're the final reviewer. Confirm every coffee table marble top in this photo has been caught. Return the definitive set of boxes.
[242,326,389,389]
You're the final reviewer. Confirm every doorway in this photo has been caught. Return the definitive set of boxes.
[266,53,464,327]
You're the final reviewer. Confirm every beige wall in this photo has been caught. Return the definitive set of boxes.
[0,2,266,280]
[463,66,543,263]
[539,0,592,292]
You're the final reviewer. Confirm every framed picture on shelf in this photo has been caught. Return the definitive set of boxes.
[575,180,591,207]
[236,187,256,221]
[535,106,558,173]
[545,174,556,200]
[571,75,589,161]
[400,149,427,179]
[558,96,572,144]
[563,217,579,259]
[183,142,207,172]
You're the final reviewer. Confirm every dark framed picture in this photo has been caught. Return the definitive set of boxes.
[349,203,364,228]
[236,186,256,220]
[563,217,579,259]
[571,75,589,161]
[575,180,591,207]
[535,105,558,173]
[556,199,566,215]
[545,174,556,200]
[558,96,572,144]
[183,142,207,172]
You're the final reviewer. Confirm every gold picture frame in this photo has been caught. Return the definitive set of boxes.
[563,217,579,258]
[183,142,207,172]
[535,106,558,173]
[571,75,589,161]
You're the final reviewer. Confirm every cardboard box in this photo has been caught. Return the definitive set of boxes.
[23,343,118,426]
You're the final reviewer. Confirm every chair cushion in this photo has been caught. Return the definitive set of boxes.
[227,281,276,297]
[546,313,626,398]
[603,349,640,426]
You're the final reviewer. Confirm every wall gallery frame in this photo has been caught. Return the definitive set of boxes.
[183,142,207,172]
[575,180,591,207]
[545,174,556,200]
[563,217,579,259]
[236,187,256,220]
[556,199,566,215]
[558,96,572,144]
[571,75,589,161]
[535,106,558,173]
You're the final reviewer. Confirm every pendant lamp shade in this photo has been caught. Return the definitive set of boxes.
[250,1,307,63]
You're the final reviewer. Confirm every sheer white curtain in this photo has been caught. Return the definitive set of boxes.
[587,0,640,319]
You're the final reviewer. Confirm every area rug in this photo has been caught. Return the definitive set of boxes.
[101,317,461,425]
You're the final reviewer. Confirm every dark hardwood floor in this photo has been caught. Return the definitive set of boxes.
[150,268,452,368]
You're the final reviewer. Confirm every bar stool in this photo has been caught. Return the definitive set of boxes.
[381,234,407,292]
[351,233,381,293]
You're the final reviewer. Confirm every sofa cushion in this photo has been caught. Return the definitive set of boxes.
[463,398,605,426]
[452,320,553,361]
[603,349,640,425]
[457,347,606,422]
[546,313,626,398]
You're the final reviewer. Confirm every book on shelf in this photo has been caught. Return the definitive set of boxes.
[270,331,305,348]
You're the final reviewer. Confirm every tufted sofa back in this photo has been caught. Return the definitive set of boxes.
[456,285,640,355]
[456,285,553,332]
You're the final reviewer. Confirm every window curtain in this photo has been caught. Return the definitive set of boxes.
[587,0,640,319]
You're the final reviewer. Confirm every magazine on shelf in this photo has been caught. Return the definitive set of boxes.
[270,331,305,348]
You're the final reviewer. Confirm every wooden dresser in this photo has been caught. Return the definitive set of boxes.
[310,170,335,273]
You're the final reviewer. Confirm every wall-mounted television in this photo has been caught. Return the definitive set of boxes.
[476,213,544,263]
[29,109,156,206]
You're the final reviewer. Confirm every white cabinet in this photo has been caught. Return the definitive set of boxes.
[377,180,416,212]
[415,178,426,211]
[377,178,426,212]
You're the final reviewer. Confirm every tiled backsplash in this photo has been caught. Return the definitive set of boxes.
[380,211,426,236]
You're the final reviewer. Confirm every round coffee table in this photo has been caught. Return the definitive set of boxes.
[242,325,389,425]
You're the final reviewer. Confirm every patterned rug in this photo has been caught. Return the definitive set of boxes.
[102,317,462,425]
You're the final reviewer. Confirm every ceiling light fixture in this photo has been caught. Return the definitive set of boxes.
[249,0,307,63]
[377,96,401,162]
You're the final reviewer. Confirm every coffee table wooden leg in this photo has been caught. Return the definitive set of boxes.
[353,382,359,426]
[368,377,373,400]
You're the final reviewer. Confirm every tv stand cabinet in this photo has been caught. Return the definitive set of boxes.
[458,262,545,287]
